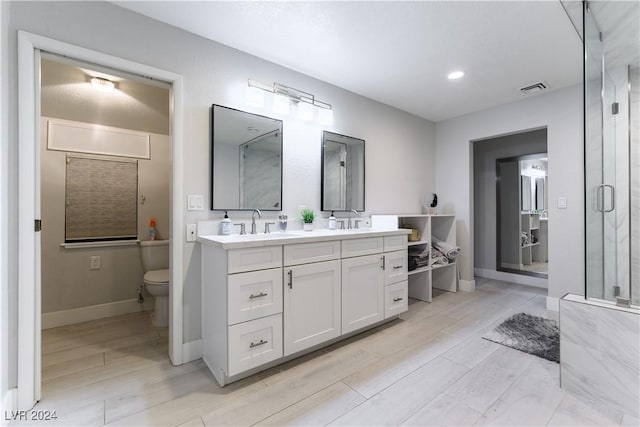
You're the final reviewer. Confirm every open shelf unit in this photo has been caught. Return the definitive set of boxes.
[520,212,547,266]
[371,214,457,302]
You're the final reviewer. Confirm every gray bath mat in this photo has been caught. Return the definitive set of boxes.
[483,313,559,363]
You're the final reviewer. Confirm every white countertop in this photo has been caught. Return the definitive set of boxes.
[197,228,411,249]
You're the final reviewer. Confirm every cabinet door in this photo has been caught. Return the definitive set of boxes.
[384,250,408,285]
[342,254,384,334]
[284,260,341,356]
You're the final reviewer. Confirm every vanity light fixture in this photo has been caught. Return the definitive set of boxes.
[247,79,333,121]
[297,101,313,121]
[90,76,115,92]
[447,70,465,80]
[245,85,264,107]
[273,93,291,115]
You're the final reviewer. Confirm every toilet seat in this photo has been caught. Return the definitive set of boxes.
[144,269,170,285]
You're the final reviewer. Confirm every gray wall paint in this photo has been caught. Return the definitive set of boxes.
[5,1,436,346]
[473,129,547,271]
[40,118,170,313]
[631,65,639,306]
[436,84,583,300]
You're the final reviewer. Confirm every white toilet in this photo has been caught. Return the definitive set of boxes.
[140,240,170,327]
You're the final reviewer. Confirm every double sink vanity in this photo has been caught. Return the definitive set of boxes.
[198,227,410,386]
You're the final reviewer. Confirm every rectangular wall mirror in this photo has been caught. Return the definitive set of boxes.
[211,105,283,210]
[497,153,548,278]
[321,131,365,212]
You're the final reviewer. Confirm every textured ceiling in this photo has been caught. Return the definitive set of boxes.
[114,1,583,122]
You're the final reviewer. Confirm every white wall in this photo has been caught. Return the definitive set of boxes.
[5,2,435,345]
[0,0,11,415]
[40,118,170,314]
[473,129,547,271]
[436,84,583,300]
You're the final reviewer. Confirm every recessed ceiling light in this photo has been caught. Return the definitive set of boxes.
[447,70,465,80]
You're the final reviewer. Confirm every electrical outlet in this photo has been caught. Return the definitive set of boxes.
[186,224,197,242]
[90,256,101,270]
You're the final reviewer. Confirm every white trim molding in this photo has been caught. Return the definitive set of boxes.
[459,279,476,292]
[474,267,548,289]
[42,300,150,330]
[17,31,184,410]
[182,339,203,364]
[546,296,560,312]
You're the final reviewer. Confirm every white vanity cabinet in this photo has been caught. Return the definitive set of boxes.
[199,228,410,387]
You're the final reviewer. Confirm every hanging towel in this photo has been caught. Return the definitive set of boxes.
[432,238,460,261]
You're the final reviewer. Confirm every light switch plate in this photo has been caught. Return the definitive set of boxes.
[558,196,567,209]
[186,224,197,242]
[187,195,204,211]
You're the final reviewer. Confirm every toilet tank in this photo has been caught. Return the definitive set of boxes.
[140,240,170,272]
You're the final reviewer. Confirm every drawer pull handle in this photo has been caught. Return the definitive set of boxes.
[381,256,386,270]
[249,339,268,349]
[288,270,293,289]
[393,265,403,270]
[249,292,268,299]
[393,297,404,302]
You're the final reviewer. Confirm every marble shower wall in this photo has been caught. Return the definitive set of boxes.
[560,294,639,419]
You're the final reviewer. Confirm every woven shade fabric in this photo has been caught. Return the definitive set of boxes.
[65,156,138,241]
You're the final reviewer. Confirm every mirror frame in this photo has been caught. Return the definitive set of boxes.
[210,104,283,211]
[320,130,366,212]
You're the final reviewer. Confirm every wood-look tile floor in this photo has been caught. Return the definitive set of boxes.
[24,278,632,427]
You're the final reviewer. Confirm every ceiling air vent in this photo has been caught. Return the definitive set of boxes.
[520,81,549,94]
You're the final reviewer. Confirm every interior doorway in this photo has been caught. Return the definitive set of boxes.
[17,31,184,410]
[472,127,548,286]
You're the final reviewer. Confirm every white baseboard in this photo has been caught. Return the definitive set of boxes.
[459,279,475,292]
[183,339,203,363]
[474,267,548,289]
[546,296,559,312]
[1,388,17,420]
[42,299,149,329]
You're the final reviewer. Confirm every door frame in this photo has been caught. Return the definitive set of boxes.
[17,31,185,410]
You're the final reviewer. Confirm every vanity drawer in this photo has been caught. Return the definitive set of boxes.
[384,250,408,285]
[384,280,408,318]
[384,234,407,252]
[341,237,384,258]
[228,313,283,377]
[283,240,341,266]
[228,268,283,325]
[228,246,282,274]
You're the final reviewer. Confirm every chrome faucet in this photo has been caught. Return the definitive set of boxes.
[250,209,262,234]
[348,209,359,229]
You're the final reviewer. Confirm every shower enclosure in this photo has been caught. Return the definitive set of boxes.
[584,1,639,307]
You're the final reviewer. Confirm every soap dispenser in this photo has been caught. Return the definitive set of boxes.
[221,211,231,235]
[328,211,336,230]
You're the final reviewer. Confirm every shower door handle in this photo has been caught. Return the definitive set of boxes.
[596,184,615,212]
[603,185,615,212]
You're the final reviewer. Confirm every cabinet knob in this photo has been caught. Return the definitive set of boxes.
[393,297,404,302]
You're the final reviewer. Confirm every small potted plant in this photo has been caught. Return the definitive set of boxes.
[301,208,315,231]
